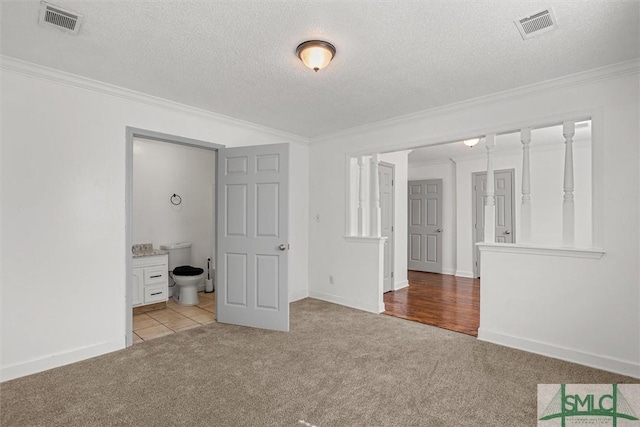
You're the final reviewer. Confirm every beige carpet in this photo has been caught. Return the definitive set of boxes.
[1,298,636,426]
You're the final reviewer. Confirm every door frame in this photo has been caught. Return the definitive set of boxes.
[471,168,515,278]
[125,127,224,347]
[379,161,395,292]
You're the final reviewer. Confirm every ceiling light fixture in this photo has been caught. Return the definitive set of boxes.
[463,138,480,147]
[296,40,336,72]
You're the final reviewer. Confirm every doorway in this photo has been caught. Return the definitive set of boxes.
[125,128,291,346]
[125,128,223,346]
[472,169,515,278]
[131,136,217,343]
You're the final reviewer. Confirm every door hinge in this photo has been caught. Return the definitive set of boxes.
[391,226,394,232]
[392,180,394,186]
[391,271,394,278]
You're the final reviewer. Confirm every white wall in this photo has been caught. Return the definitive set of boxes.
[308,64,639,377]
[408,161,457,275]
[133,138,216,290]
[479,247,636,376]
[289,142,310,302]
[529,143,592,248]
[379,151,409,289]
[1,59,309,381]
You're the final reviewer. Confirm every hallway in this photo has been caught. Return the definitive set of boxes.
[384,271,480,336]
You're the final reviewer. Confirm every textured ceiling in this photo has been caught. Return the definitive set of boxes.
[1,1,639,138]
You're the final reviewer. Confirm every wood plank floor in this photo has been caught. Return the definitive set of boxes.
[383,271,480,336]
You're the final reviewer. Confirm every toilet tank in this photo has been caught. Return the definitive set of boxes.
[160,242,192,270]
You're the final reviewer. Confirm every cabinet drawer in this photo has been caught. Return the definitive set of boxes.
[144,285,167,304]
[144,267,166,285]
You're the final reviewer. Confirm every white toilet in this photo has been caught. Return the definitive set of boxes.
[160,242,204,306]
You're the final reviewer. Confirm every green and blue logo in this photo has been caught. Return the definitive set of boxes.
[539,384,639,427]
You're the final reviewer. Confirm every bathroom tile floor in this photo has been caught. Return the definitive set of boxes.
[133,291,216,344]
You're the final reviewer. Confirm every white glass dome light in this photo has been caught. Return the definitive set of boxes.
[463,138,481,147]
[296,40,336,72]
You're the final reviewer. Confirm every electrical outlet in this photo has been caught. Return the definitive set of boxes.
[329,275,334,285]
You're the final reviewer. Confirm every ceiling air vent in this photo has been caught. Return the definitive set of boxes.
[39,2,83,35]
[514,8,557,40]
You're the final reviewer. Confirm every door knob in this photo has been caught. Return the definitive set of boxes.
[436,229,442,233]
[505,230,511,234]
[278,244,287,251]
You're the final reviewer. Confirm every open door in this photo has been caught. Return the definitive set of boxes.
[216,143,289,331]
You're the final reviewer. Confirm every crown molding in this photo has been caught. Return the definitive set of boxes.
[0,55,310,146]
[311,58,640,145]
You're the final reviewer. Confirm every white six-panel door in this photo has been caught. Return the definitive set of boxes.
[216,143,289,331]
[473,169,515,277]
[408,179,443,273]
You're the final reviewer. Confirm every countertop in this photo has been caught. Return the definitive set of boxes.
[132,243,168,258]
[132,249,168,258]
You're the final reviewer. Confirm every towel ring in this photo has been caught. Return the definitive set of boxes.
[170,194,182,206]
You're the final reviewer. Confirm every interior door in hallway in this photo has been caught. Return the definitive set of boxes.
[408,179,443,273]
[217,143,289,331]
[473,169,515,277]
[379,162,394,292]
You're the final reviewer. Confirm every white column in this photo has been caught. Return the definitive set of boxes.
[484,134,496,243]
[349,158,358,236]
[369,154,381,237]
[562,121,575,246]
[520,128,532,244]
[357,156,366,236]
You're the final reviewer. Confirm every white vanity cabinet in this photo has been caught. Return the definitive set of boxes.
[132,255,168,307]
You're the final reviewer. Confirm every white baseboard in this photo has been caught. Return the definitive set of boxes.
[455,270,475,278]
[393,280,409,291]
[289,288,309,303]
[309,290,381,314]
[1,339,124,382]
[442,268,455,276]
[478,328,640,379]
